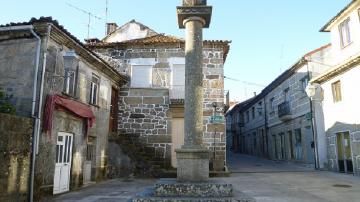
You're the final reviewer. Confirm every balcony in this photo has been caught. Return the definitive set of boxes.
[278,101,292,121]
[170,85,185,99]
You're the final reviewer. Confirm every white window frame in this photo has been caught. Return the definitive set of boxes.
[339,18,351,48]
[331,80,342,103]
[64,70,76,96]
[90,74,100,105]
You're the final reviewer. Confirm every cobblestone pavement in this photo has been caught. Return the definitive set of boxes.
[45,152,360,202]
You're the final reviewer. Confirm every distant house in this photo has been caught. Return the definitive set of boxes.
[226,44,331,167]
[86,20,231,172]
[0,17,127,198]
[310,0,360,175]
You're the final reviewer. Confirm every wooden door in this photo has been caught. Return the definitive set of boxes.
[109,87,118,133]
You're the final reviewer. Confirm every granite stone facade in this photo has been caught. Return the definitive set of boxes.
[0,18,127,199]
[88,21,230,171]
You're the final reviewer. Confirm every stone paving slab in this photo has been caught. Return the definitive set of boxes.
[46,153,360,202]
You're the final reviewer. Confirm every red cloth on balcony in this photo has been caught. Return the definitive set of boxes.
[43,94,95,136]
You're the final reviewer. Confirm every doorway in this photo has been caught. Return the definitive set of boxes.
[53,132,73,194]
[171,118,184,168]
[336,131,353,173]
[280,133,285,160]
[84,136,95,184]
[109,87,118,133]
[295,129,302,161]
[288,131,294,160]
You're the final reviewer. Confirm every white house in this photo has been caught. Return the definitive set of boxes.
[309,0,360,175]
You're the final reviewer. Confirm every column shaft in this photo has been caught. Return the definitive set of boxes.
[183,18,204,148]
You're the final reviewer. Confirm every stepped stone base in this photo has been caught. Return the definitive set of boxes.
[132,179,256,202]
[155,179,232,197]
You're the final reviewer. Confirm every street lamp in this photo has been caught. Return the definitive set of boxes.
[305,83,322,169]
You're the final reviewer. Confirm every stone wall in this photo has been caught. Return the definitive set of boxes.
[95,44,227,170]
[0,113,33,202]
[267,115,315,164]
[0,38,37,117]
[325,123,360,175]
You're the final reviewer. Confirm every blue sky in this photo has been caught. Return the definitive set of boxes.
[1,0,350,101]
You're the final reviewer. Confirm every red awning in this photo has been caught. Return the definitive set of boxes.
[43,94,95,136]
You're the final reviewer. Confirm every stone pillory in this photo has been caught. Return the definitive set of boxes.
[175,0,212,182]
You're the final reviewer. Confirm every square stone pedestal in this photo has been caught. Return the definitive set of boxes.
[176,148,209,182]
[132,179,256,202]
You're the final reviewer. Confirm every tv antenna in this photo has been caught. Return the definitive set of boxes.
[66,3,103,39]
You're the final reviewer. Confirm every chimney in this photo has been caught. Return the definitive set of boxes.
[254,92,257,97]
[106,23,118,35]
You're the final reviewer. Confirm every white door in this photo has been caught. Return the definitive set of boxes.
[53,132,73,194]
[171,118,184,168]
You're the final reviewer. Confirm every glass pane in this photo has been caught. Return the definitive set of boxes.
[58,136,63,142]
[67,137,72,163]
[56,145,60,163]
[64,136,68,163]
[59,145,63,163]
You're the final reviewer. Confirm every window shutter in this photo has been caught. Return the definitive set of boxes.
[131,65,152,87]
[171,64,185,99]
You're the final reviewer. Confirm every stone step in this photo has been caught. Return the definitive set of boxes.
[133,196,244,202]
[154,179,233,198]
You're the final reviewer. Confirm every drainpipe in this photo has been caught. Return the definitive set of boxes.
[29,24,51,202]
[306,62,320,170]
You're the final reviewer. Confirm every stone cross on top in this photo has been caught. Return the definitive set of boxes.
[182,0,207,6]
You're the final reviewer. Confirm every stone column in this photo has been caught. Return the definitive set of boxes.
[183,17,205,149]
[176,0,212,182]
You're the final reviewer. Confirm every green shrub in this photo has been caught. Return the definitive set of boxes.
[0,89,16,114]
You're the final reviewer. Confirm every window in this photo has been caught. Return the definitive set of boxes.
[64,70,77,96]
[63,51,78,97]
[331,80,342,103]
[90,74,100,105]
[339,18,351,48]
[251,107,255,119]
[171,64,185,99]
[246,111,250,123]
[270,97,275,112]
[257,102,263,116]
[284,88,290,102]
[131,65,152,87]
[301,76,309,93]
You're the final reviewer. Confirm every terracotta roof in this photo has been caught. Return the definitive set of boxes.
[304,43,331,57]
[311,51,360,84]
[87,33,231,46]
[320,0,357,32]
[0,17,128,84]
[86,34,231,62]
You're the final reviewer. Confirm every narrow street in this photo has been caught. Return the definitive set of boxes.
[45,152,360,202]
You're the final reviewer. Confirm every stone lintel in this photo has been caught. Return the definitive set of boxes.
[154,179,233,197]
[177,6,212,28]
[176,148,209,182]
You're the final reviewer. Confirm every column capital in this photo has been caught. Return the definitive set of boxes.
[177,5,212,28]
[183,16,206,27]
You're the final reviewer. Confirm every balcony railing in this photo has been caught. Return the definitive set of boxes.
[278,101,291,120]
[170,85,185,99]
